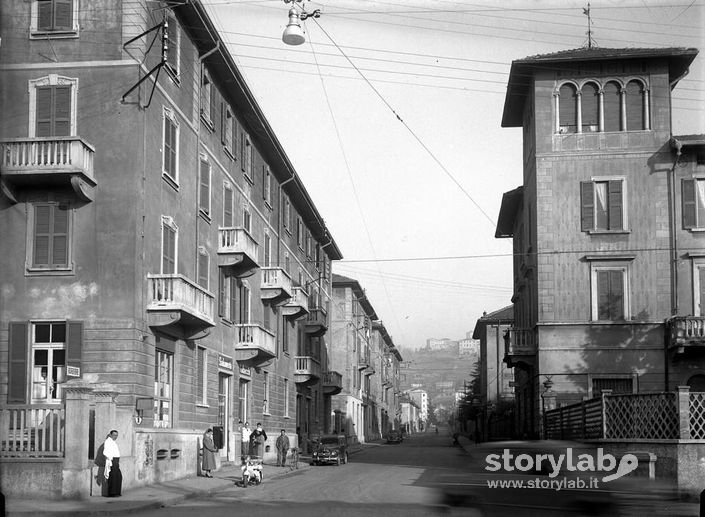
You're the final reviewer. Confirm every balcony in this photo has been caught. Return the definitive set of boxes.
[260,267,293,305]
[294,356,321,386]
[305,307,328,337]
[1,137,96,203]
[668,316,705,353]
[322,371,343,395]
[217,227,259,277]
[503,328,537,368]
[146,274,215,339]
[282,286,309,320]
[234,324,276,367]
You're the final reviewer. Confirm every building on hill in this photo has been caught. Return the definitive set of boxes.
[426,337,456,350]
[459,336,480,360]
[496,45,701,438]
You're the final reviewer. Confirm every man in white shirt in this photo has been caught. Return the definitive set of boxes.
[241,422,251,456]
[103,430,122,497]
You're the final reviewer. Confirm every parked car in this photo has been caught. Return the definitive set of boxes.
[311,434,348,466]
[386,430,403,444]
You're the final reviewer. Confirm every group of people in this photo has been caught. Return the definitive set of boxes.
[240,422,291,466]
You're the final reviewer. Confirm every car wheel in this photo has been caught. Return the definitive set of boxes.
[336,457,341,466]
[343,452,348,464]
[242,474,248,488]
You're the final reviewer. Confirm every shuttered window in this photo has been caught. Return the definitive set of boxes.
[229,277,237,322]
[199,158,210,216]
[581,82,599,132]
[163,111,178,180]
[8,322,29,403]
[223,185,233,227]
[264,232,271,267]
[239,283,250,324]
[197,249,209,290]
[37,0,73,32]
[682,178,705,229]
[201,71,216,127]
[603,82,621,132]
[164,12,180,76]
[36,86,71,137]
[580,180,624,231]
[596,269,625,320]
[222,104,233,150]
[33,203,69,268]
[625,80,645,131]
[197,347,207,405]
[162,221,176,274]
[559,83,577,133]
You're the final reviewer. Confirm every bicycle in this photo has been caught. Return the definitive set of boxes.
[288,447,299,470]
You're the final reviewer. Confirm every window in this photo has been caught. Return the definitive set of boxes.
[242,132,253,181]
[201,70,215,129]
[581,179,625,232]
[218,270,238,321]
[238,379,249,423]
[263,166,272,207]
[263,371,270,414]
[30,203,70,270]
[164,12,180,79]
[154,347,174,428]
[284,378,290,417]
[263,231,271,267]
[197,247,209,290]
[558,83,577,133]
[592,377,633,395]
[161,216,177,274]
[199,156,211,217]
[692,259,705,316]
[603,82,621,132]
[682,178,705,230]
[223,183,234,227]
[297,217,304,250]
[29,75,77,137]
[218,374,229,432]
[31,0,78,36]
[283,195,291,233]
[239,282,251,324]
[282,318,289,354]
[591,266,628,321]
[163,108,179,183]
[222,104,234,155]
[581,82,599,132]
[243,206,251,233]
[197,347,208,405]
[625,80,645,131]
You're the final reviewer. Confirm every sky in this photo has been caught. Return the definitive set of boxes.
[204,0,705,350]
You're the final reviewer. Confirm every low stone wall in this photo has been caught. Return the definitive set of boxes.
[0,458,63,499]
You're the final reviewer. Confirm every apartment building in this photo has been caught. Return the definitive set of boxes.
[0,0,341,498]
[495,46,701,436]
[329,274,402,443]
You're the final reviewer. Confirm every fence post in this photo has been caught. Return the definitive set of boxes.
[61,379,94,499]
[677,385,691,440]
[601,390,612,439]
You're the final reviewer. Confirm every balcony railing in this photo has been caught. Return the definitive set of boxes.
[669,316,705,351]
[234,324,276,357]
[260,267,293,301]
[504,328,536,367]
[282,286,309,318]
[146,274,215,326]
[0,404,65,458]
[305,307,328,335]
[218,227,258,261]
[294,356,321,382]
[322,371,343,395]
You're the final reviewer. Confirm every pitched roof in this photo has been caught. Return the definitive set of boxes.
[502,46,699,128]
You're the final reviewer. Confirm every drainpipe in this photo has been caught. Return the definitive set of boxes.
[666,137,683,391]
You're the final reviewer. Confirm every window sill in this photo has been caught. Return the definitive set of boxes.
[244,173,254,185]
[195,403,210,409]
[586,229,630,235]
[162,173,180,191]
[687,228,705,233]
[224,146,234,161]
[30,30,79,39]
[200,114,215,132]
[26,266,75,276]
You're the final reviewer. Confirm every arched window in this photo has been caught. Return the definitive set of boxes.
[625,80,645,130]
[558,83,577,133]
[687,374,705,392]
[581,82,599,132]
[603,81,621,132]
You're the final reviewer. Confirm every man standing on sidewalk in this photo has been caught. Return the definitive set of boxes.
[103,430,122,497]
[241,422,251,457]
[276,429,290,467]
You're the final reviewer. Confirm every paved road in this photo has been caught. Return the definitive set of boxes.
[131,433,698,517]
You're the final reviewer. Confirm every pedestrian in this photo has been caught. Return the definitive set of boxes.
[201,428,217,478]
[103,430,122,497]
[275,429,290,467]
[241,421,251,456]
[250,422,267,459]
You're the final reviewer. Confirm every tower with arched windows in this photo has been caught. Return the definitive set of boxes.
[496,47,702,437]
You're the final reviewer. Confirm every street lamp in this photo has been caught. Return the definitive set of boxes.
[282,0,321,46]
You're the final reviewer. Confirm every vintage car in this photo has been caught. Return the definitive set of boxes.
[311,434,348,466]
[386,430,403,444]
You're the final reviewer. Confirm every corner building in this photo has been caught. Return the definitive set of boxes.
[0,0,341,498]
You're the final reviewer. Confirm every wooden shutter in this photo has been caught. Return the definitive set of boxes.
[8,322,29,403]
[218,269,225,318]
[264,233,270,267]
[209,81,216,125]
[52,204,69,266]
[38,0,53,30]
[53,86,71,136]
[221,104,227,145]
[165,117,177,178]
[36,87,52,137]
[223,186,233,227]
[610,270,624,320]
[229,276,237,321]
[580,182,595,231]
[240,132,246,172]
[608,180,623,230]
[54,0,73,31]
[559,84,577,132]
[199,159,210,214]
[34,205,51,266]
[625,81,644,131]
[198,251,209,289]
[603,82,621,132]
[162,224,176,274]
[197,348,205,401]
[66,320,83,370]
[683,179,697,229]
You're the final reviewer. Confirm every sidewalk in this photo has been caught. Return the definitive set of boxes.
[5,442,370,517]
[5,460,310,517]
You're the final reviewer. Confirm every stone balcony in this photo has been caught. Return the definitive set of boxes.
[305,307,327,336]
[668,316,705,353]
[282,286,309,320]
[146,274,215,339]
[260,267,293,305]
[322,371,343,395]
[0,137,96,203]
[217,227,259,278]
[233,324,276,367]
[503,328,537,368]
[294,356,321,386]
